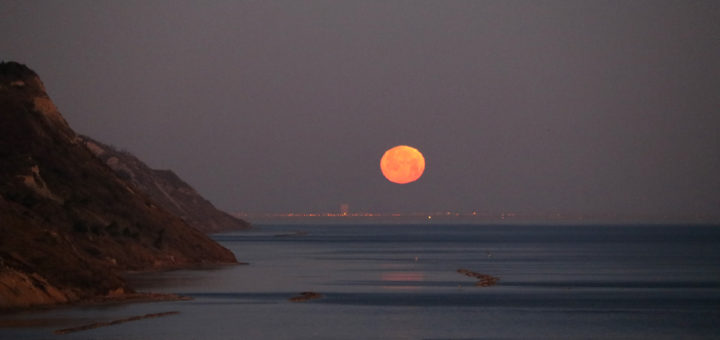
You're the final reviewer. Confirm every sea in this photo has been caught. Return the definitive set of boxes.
[3,223,720,339]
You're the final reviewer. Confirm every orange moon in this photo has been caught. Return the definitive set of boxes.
[380,145,425,184]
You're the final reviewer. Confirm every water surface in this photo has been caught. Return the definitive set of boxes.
[4,224,720,339]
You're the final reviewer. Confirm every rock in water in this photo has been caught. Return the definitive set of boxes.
[457,269,499,287]
[289,292,324,302]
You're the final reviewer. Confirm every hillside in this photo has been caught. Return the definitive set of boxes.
[81,136,250,233]
[0,62,237,310]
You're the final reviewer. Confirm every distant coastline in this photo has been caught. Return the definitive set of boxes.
[237,211,720,225]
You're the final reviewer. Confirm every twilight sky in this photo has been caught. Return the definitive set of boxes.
[2,1,719,218]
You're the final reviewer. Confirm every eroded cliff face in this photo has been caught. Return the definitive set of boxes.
[80,137,251,233]
[0,62,237,310]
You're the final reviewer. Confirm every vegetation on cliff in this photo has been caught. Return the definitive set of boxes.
[0,61,237,310]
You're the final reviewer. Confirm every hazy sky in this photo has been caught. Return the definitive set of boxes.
[2,1,719,218]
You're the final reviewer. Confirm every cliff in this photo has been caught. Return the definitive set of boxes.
[80,136,250,233]
[0,62,237,310]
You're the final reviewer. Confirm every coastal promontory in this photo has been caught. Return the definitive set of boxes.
[0,62,238,310]
[79,136,250,233]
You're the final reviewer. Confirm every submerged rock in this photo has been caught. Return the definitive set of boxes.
[457,269,499,287]
[289,292,323,302]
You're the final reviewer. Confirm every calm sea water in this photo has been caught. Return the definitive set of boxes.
[3,224,720,339]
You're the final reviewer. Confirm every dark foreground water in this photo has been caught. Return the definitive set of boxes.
[4,224,720,339]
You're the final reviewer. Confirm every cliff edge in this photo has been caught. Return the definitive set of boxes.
[80,136,250,233]
[0,62,237,310]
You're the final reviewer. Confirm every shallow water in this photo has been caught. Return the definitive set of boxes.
[4,224,720,339]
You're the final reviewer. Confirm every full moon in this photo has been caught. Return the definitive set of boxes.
[380,145,425,184]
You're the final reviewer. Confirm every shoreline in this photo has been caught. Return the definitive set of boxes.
[0,261,248,330]
[0,291,191,319]
[0,261,244,316]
